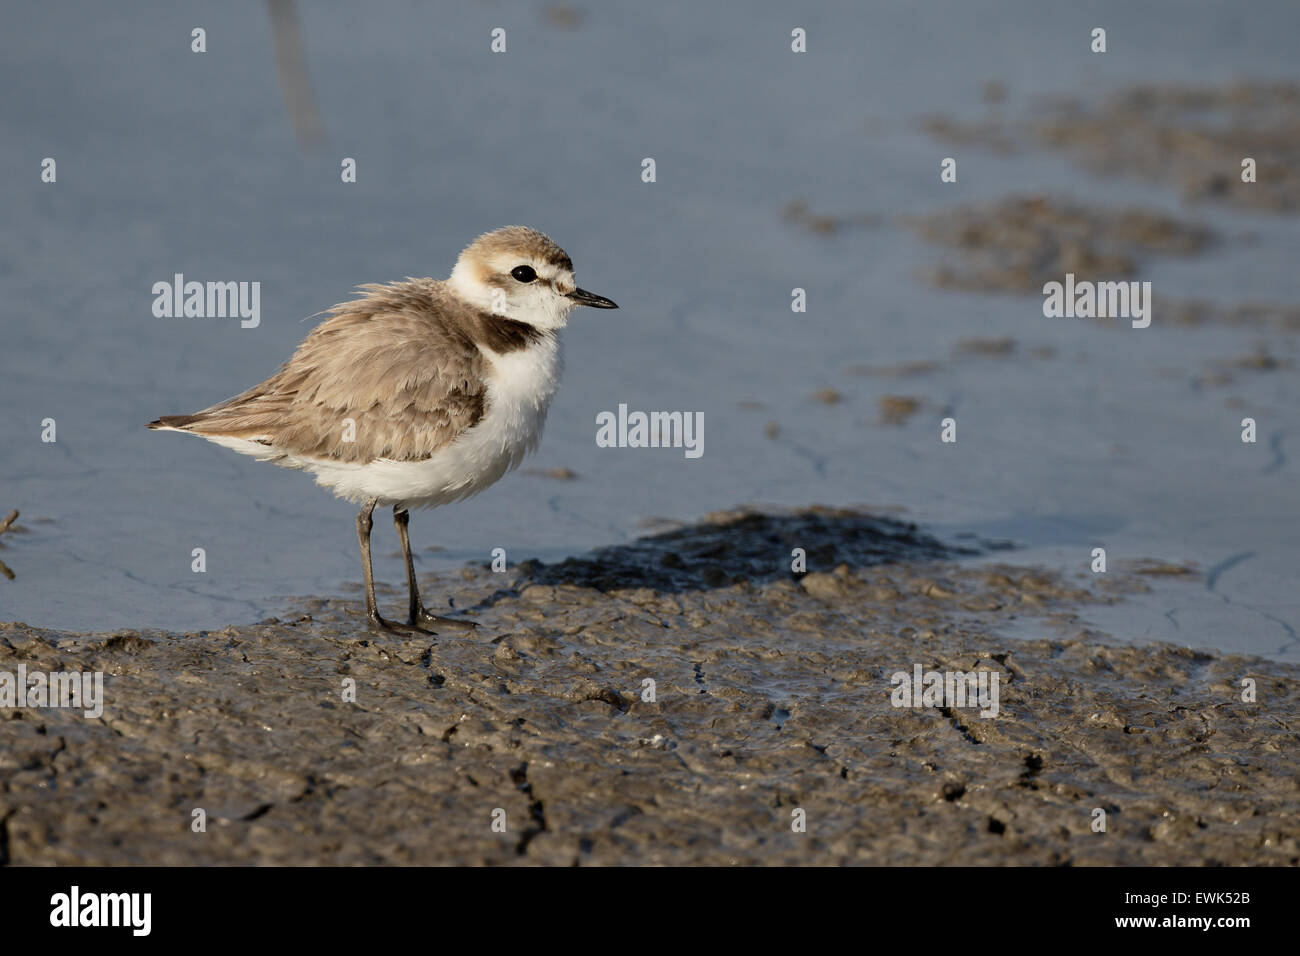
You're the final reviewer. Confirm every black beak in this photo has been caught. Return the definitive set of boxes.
[567,287,619,309]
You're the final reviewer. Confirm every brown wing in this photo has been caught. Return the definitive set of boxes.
[153,279,486,463]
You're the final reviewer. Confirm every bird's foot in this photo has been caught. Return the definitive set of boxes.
[412,607,479,632]
[367,610,434,636]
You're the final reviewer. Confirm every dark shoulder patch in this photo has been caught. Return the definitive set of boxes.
[474,312,547,353]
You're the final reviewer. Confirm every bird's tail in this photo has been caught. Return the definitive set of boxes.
[146,415,201,431]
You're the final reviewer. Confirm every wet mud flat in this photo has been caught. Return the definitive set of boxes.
[2,508,1297,866]
[927,82,1300,214]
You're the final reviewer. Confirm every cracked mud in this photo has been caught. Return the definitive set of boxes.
[2,508,1296,865]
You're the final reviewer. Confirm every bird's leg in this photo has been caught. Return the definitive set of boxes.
[393,506,423,625]
[356,498,426,634]
[393,506,478,631]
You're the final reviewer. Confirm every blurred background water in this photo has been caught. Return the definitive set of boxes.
[2,0,1297,659]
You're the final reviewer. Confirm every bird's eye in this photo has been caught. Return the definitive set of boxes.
[511,265,537,283]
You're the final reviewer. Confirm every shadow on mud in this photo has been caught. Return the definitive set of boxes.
[509,506,986,594]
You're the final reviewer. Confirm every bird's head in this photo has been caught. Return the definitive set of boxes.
[448,225,617,331]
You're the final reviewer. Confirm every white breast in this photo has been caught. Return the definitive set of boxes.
[296,336,563,509]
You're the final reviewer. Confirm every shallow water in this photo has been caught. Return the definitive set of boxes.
[2,1,1298,660]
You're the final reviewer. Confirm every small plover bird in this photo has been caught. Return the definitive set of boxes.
[149,226,617,632]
